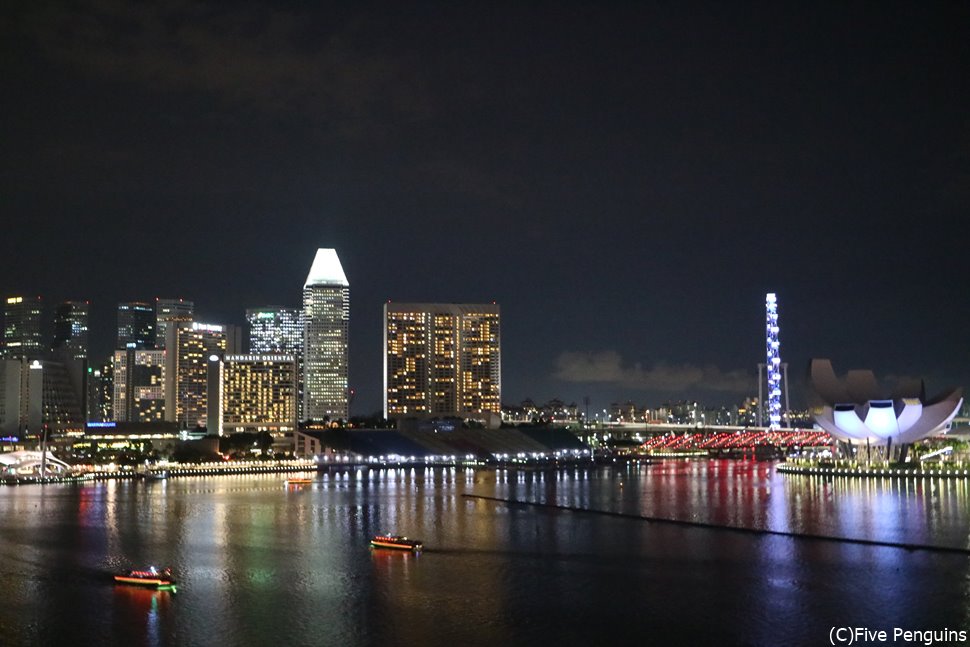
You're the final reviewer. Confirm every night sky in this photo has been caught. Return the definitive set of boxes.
[2,2,968,415]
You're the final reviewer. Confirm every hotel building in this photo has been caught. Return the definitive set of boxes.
[383,303,501,425]
[302,249,349,422]
[206,354,298,445]
[164,322,226,429]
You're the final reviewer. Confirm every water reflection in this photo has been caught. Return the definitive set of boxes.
[2,460,969,645]
[112,586,174,647]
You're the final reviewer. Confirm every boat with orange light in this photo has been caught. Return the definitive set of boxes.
[113,566,177,590]
[285,477,313,485]
[370,534,423,551]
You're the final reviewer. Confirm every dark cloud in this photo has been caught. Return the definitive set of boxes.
[554,351,753,395]
[17,1,430,132]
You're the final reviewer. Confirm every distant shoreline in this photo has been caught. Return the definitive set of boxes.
[0,456,623,486]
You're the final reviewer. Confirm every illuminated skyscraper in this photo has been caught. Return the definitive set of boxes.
[113,349,166,422]
[155,298,193,350]
[117,302,156,350]
[206,354,298,442]
[164,321,226,428]
[302,249,349,422]
[384,303,501,424]
[247,307,303,355]
[3,295,44,359]
[52,300,89,361]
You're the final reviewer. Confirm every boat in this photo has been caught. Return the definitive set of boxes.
[113,566,177,590]
[370,534,423,551]
[141,470,169,481]
[285,477,313,485]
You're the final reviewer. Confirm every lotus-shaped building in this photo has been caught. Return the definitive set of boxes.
[810,359,963,446]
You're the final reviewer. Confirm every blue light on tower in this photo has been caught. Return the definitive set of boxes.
[765,293,782,428]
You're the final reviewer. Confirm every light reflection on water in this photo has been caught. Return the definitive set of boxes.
[0,459,968,645]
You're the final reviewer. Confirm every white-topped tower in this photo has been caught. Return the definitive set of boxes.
[302,249,349,421]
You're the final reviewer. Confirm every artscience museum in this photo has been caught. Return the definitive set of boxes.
[810,359,963,449]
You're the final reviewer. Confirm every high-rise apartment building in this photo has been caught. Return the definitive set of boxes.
[206,354,298,441]
[302,249,349,422]
[155,298,193,350]
[164,322,226,429]
[52,300,89,361]
[113,349,166,422]
[3,296,44,359]
[384,303,501,423]
[117,302,156,350]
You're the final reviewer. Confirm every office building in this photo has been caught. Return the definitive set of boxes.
[247,307,303,356]
[3,296,44,359]
[112,349,166,422]
[52,300,90,361]
[247,307,303,425]
[86,363,108,422]
[206,354,298,443]
[155,298,193,350]
[224,324,243,355]
[302,249,349,421]
[97,356,114,422]
[164,322,226,429]
[384,303,501,425]
[117,302,156,350]
[0,359,43,437]
[0,358,84,438]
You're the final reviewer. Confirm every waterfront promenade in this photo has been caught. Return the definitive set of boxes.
[0,453,605,485]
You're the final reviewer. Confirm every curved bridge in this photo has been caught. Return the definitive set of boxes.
[640,429,832,453]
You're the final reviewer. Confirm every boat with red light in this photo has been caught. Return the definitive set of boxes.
[370,534,423,551]
[114,566,177,590]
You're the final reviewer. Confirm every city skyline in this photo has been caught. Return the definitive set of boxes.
[2,3,968,414]
[4,274,961,420]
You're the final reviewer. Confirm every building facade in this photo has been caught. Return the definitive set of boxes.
[247,307,303,356]
[0,358,84,438]
[164,322,226,429]
[112,349,166,422]
[117,302,156,350]
[302,249,349,422]
[96,357,113,422]
[3,296,44,359]
[155,298,193,350]
[206,354,298,441]
[52,301,89,361]
[384,303,501,424]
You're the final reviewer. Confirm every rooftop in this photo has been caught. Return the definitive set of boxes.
[304,249,349,288]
